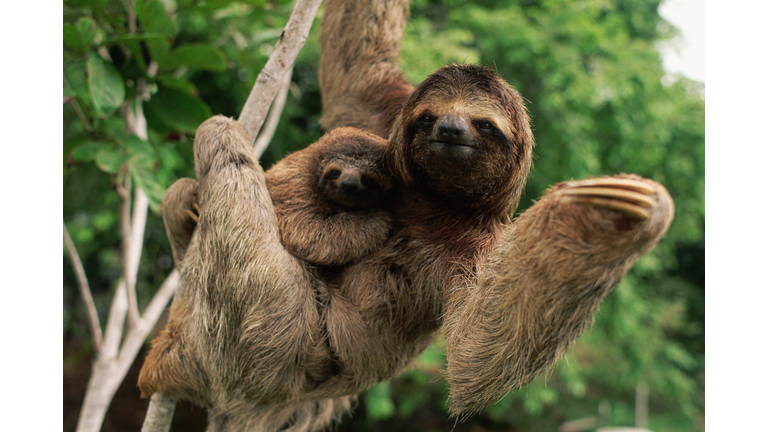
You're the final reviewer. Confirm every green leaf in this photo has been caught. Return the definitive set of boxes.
[71,142,104,163]
[87,54,125,118]
[71,141,129,174]
[135,0,176,38]
[63,24,84,52]
[144,88,212,134]
[129,155,165,212]
[163,44,229,72]
[364,382,396,421]
[120,133,156,158]
[96,149,130,174]
[77,18,100,48]
[157,75,198,94]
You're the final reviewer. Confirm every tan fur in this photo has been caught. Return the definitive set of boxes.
[265,127,393,266]
[319,0,413,138]
[139,0,675,429]
[159,178,199,266]
[139,117,352,431]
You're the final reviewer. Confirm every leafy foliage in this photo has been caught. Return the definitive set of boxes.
[63,0,703,430]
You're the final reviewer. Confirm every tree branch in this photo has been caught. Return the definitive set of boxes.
[141,393,177,432]
[120,163,142,328]
[253,65,293,158]
[238,0,322,143]
[63,222,104,354]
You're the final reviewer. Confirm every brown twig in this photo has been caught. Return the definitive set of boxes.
[63,222,104,354]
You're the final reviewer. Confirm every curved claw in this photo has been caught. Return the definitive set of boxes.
[558,178,657,220]
[186,209,200,223]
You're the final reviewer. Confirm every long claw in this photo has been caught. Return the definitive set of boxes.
[186,209,199,223]
[563,196,650,220]
[568,177,655,195]
[557,177,658,220]
[558,187,655,208]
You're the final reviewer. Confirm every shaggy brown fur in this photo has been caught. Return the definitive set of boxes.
[266,127,393,266]
[138,0,675,429]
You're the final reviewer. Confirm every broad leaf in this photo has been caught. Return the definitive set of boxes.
[156,75,198,94]
[135,0,176,38]
[77,18,100,48]
[63,24,84,52]
[163,44,228,72]
[143,88,212,134]
[87,54,125,118]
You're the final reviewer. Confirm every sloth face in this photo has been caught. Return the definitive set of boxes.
[388,64,533,212]
[319,157,392,209]
[406,89,518,201]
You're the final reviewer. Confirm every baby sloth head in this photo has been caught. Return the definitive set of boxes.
[315,127,393,210]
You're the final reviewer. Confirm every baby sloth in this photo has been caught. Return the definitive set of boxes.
[265,126,394,266]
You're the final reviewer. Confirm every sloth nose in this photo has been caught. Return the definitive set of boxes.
[436,115,470,143]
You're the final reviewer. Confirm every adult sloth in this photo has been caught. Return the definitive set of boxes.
[317,0,674,416]
[138,0,674,430]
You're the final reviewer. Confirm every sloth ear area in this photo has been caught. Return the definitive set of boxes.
[383,116,413,187]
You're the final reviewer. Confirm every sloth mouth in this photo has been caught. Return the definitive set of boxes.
[429,140,479,159]
[429,139,478,149]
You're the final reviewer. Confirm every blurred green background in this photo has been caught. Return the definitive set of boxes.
[63,0,704,431]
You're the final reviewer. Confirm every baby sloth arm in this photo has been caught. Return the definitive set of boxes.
[266,127,393,266]
[159,177,199,267]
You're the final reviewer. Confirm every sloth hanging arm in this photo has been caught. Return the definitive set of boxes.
[319,0,413,137]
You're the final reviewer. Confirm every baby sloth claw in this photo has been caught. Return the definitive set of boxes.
[558,177,658,220]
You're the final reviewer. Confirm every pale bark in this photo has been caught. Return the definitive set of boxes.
[253,65,293,158]
[238,0,322,143]
[141,394,177,432]
[75,85,179,432]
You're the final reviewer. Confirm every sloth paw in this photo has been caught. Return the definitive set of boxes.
[556,177,657,220]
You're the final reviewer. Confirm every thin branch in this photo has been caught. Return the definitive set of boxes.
[119,170,142,327]
[64,76,92,133]
[117,270,178,373]
[63,222,104,354]
[253,65,293,158]
[238,0,323,143]
[102,280,127,358]
[127,187,149,294]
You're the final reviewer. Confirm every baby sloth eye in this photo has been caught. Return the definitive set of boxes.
[419,114,436,126]
[326,169,341,180]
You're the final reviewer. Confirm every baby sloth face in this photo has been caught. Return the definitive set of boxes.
[319,155,393,210]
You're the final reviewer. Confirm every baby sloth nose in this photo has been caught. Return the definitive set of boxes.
[436,115,470,143]
[338,175,363,193]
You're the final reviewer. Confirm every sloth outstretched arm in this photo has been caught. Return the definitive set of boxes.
[442,176,674,416]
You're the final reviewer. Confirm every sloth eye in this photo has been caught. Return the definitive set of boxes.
[476,120,494,131]
[419,114,435,126]
[327,169,341,179]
